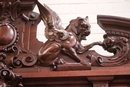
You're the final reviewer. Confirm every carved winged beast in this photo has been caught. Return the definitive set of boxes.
[36,1,101,67]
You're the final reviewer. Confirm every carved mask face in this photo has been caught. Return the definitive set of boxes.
[102,36,117,53]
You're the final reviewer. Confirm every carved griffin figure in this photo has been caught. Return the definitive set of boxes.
[36,1,100,67]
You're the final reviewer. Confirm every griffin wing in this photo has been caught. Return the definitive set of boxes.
[36,1,64,39]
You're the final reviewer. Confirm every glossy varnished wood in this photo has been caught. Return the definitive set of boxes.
[16,69,130,78]
[0,0,130,87]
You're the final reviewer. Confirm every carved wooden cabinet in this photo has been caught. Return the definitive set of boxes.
[0,0,130,87]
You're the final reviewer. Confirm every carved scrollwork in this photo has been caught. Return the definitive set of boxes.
[91,15,130,66]
[0,61,23,87]
[96,35,130,66]
[11,47,37,67]
[12,53,37,67]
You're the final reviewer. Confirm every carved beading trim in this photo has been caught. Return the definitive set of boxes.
[106,30,130,38]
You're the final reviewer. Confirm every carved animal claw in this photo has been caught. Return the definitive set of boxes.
[53,58,66,65]
[51,58,66,70]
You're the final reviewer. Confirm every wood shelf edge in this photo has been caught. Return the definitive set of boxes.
[16,69,130,78]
